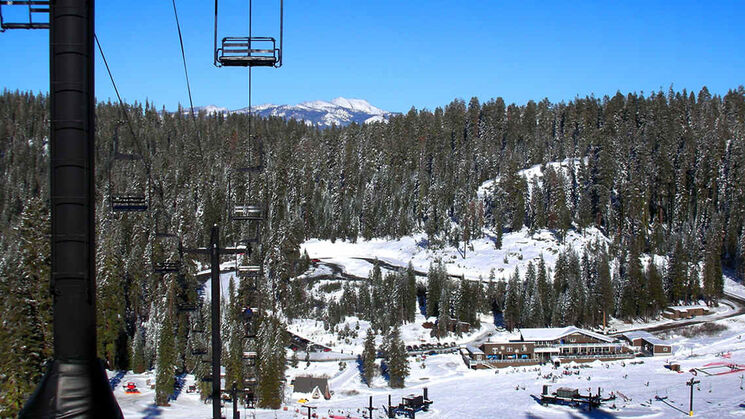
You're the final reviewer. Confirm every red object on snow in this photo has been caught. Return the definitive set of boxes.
[124,382,140,394]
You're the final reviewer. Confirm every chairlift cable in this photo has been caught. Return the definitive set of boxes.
[171,0,204,154]
[95,33,154,212]
[94,34,144,161]
[248,0,253,139]
[171,0,197,124]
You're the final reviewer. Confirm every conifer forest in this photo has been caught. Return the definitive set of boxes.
[1,86,745,415]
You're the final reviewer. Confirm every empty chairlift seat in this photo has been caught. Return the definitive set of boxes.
[109,152,148,212]
[153,233,182,273]
[217,36,279,67]
[233,205,263,221]
[237,263,262,277]
[0,1,50,31]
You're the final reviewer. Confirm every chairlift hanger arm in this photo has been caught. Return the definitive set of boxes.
[0,1,50,31]
[182,246,245,255]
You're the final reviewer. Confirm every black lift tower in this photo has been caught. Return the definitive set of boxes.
[2,0,125,417]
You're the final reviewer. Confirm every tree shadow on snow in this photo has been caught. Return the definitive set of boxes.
[141,403,163,419]
[108,370,126,390]
[170,373,186,401]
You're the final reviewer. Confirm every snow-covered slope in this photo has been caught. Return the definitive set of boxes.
[477,157,588,199]
[301,227,608,283]
[193,97,394,127]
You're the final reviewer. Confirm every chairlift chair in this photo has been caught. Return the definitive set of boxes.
[232,204,263,221]
[192,348,208,356]
[216,36,279,67]
[153,233,182,273]
[110,152,148,212]
[109,125,148,212]
[236,137,264,173]
[0,1,50,31]
[236,254,262,278]
[214,1,283,68]
[178,303,198,312]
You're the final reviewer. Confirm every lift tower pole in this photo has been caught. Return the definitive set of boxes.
[20,0,123,417]
[211,225,221,419]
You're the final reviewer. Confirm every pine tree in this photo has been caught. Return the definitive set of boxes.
[436,280,451,338]
[536,256,552,326]
[225,278,245,394]
[504,269,521,331]
[155,287,176,406]
[385,326,409,388]
[595,249,615,325]
[646,260,666,315]
[404,262,417,322]
[620,245,643,319]
[362,328,376,387]
[132,323,147,374]
[0,198,51,416]
[426,261,444,318]
[256,315,287,409]
[666,239,687,303]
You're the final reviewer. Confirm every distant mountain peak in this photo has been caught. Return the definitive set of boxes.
[194,97,394,127]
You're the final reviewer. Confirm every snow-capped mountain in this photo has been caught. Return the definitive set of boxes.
[194,97,394,127]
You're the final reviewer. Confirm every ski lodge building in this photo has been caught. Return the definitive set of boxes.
[661,304,710,320]
[619,331,673,356]
[462,326,634,368]
[292,376,331,400]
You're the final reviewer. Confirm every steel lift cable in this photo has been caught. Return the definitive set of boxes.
[95,33,153,212]
[171,0,196,123]
[94,34,147,163]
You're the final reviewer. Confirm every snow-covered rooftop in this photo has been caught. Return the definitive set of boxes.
[668,304,709,312]
[518,326,612,343]
[620,331,669,346]
[620,331,655,341]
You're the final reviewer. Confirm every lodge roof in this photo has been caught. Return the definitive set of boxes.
[518,326,613,343]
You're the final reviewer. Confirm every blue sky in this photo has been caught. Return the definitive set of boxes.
[0,1,743,113]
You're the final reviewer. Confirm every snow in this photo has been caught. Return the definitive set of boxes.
[477,157,587,199]
[197,261,241,303]
[330,97,387,115]
[669,304,711,311]
[364,115,388,124]
[302,227,608,282]
[519,326,612,343]
[621,331,657,341]
[113,305,745,418]
[287,314,496,356]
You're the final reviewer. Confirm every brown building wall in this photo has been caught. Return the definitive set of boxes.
[653,344,672,354]
[482,342,535,356]
[559,333,605,344]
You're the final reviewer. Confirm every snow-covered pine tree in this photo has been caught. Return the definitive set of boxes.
[256,315,287,408]
[385,326,409,388]
[362,328,376,387]
[646,259,666,316]
[537,255,552,326]
[155,283,176,406]
[426,261,443,318]
[0,198,51,416]
[436,280,451,338]
[404,262,417,323]
[504,269,521,331]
